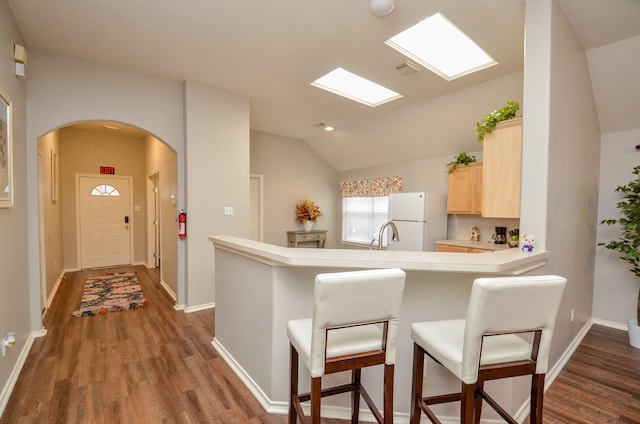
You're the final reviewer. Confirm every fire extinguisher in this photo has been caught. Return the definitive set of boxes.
[177,210,187,238]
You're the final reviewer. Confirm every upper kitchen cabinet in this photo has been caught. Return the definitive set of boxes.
[482,117,522,218]
[447,162,483,215]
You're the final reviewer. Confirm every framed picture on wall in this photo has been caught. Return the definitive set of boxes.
[0,88,12,208]
[51,150,59,203]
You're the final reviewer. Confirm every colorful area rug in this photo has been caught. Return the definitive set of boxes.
[72,272,149,317]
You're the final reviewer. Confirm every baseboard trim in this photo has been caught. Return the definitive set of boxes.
[592,317,628,331]
[159,279,177,302]
[46,270,66,310]
[184,303,215,313]
[0,328,48,418]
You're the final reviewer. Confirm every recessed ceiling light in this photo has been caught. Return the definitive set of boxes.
[324,126,335,132]
[311,68,402,107]
[385,13,497,81]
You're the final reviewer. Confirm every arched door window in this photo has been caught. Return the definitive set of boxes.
[90,184,121,197]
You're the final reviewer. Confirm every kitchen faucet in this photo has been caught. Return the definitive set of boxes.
[370,220,400,250]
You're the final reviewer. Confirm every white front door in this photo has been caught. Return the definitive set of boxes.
[78,175,132,269]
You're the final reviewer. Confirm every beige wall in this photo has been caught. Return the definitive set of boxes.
[521,0,601,372]
[184,81,249,308]
[145,135,178,296]
[60,127,147,268]
[0,0,30,403]
[250,131,338,247]
[37,131,63,302]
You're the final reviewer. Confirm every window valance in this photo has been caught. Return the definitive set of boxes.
[338,175,403,198]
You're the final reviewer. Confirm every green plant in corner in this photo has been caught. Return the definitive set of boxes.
[446,152,476,174]
[475,100,520,143]
[599,165,640,326]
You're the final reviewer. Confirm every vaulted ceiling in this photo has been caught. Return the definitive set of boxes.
[8,0,640,171]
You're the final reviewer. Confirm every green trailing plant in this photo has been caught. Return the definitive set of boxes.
[599,165,640,325]
[446,152,477,174]
[475,100,520,143]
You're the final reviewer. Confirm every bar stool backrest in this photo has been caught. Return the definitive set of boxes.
[310,268,406,377]
[461,275,567,383]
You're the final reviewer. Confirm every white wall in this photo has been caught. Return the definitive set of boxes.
[184,81,249,308]
[521,0,601,364]
[250,131,337,247]
[0,0,30,412]
[595,129,640,325]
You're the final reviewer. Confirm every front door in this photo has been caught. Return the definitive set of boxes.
[78,175,132,269]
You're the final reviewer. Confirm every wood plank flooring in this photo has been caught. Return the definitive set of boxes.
[1,265,640,423]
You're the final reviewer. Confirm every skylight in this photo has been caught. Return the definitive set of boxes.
[311,68,402,107]
[385,13,497,81]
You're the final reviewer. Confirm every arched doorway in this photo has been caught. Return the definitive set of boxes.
[36,120,179,316]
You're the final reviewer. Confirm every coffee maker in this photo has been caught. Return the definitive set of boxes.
[492,226,507,244]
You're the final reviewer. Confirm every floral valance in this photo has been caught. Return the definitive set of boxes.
[338,175,403,198]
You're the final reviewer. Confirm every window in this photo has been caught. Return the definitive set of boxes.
[342,196,389,246]
[90,184,120,196]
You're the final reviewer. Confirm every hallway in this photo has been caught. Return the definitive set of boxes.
[0,265,276,423]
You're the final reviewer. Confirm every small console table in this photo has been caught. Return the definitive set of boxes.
[287,230,327,248]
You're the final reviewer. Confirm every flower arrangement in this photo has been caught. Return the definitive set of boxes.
[295,197,323,223]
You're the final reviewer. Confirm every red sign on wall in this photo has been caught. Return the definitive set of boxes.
[100,166,116,175]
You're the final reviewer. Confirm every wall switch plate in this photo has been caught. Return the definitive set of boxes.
[224,206,233,215]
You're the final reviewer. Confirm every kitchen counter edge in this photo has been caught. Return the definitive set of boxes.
[210,235,548,275]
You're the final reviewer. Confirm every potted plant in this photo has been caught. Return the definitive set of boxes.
[296,197,323,231]
[475,100,520,143]
[446,152,477,174]
[599,164,640,348]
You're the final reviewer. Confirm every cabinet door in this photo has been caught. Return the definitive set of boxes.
[436,244,470,253]
[447,163,482,214]
[482,118,522,218]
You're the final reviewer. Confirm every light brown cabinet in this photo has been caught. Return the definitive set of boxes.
[482,117,522,218]
[436,244,491,253]
[447,163,483,214]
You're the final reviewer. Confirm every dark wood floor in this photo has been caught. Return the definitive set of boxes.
[2,265,640,423]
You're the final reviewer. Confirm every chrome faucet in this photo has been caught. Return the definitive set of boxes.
[370,221,400,250]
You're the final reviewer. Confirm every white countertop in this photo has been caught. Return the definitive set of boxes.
[210,235,549,275]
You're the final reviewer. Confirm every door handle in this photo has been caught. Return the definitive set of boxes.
[124,215,129,224]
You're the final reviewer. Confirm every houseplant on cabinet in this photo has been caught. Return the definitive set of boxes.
[475,100,520,143]
[599,165,640,348]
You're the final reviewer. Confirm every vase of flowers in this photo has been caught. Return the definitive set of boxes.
[296,197,322,231]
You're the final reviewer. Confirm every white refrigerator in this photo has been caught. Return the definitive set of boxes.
[387,192,447,251]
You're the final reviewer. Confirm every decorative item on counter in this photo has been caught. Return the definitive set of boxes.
[475,100,520,143]
[470,226,481,241]
[507,228,519,247]
[295,197,323,231]
[520,234,535,252]
[446,152,477,174]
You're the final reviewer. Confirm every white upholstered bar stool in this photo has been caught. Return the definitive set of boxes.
[410,275,567,424]
[287,268,406,424]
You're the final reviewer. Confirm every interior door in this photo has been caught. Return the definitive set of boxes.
[78,175,132,269]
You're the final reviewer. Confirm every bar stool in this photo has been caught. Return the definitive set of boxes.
[287,268,406,424]
[410,275,567,424]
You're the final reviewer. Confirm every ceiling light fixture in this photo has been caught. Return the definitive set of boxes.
[370,0,395,17]
[324,126,334,132]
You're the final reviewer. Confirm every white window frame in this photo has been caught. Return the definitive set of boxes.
[341,196,389,247]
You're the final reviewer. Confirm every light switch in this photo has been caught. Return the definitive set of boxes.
[224,206,233,215]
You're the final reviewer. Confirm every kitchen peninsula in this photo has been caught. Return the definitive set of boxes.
[209,235,549,421]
